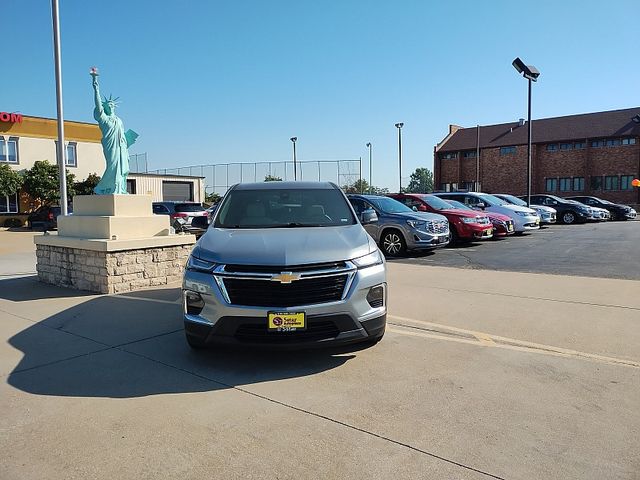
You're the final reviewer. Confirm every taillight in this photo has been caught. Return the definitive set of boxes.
[48,212,54,220]
[171,212,189,218]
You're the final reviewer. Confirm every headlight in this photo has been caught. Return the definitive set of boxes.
[186,255,216,273]
[352,250,384,269]
[406,219,427,229]
[514,211,531,217]
[461,217,479,224]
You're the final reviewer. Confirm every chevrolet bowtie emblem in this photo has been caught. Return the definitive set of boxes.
[271,272,301,284]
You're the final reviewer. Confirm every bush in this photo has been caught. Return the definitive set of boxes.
[3,218,23,228]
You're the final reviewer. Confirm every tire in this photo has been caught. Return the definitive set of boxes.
[562,211,576,224]
[381,229,406,257]
[449,223,460,245]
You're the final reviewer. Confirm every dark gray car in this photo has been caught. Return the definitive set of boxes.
[347,194,450,256]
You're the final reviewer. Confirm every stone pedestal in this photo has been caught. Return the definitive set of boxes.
[34,195,196,294]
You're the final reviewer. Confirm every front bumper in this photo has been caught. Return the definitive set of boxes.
[183,262,387,348]
[539,212,556,224]
[404,227,450,250]
[625,209,637,219]
[457,223,493,240]
[511,215,540,232]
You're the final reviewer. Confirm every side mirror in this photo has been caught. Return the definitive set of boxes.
[476,202,486,209]
[360,209,378,225]
[191,216,209,229]
[412,206,418,212]
[418,204,428,212]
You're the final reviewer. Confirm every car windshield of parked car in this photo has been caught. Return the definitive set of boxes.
[478,194,508,206]
[175,203,206,213]
[499,194,527,207]
[215,188,356,228]
[596,198,614,205]
[444,199,474,211]
[422,195,454,211]
[368,197,414,214]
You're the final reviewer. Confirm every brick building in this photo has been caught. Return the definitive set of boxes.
[434,107,640,205]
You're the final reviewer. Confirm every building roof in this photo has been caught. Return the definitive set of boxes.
[437,107,640,152]
[0,115,101,143]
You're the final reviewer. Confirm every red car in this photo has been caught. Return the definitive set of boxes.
[443,199,515,237]
[389,193,493,242]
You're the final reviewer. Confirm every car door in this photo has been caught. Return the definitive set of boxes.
[349,198,380,240]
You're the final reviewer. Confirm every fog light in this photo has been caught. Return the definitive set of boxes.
[366,285,385,308]
[185,290,205,315]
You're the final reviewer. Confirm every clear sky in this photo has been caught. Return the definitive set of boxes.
[3,0,639,191]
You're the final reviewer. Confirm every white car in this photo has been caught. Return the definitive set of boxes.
[493,194,557,224]
[434,192,540,233]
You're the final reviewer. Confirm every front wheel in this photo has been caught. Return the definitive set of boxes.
[381,229,406,257]
[562,211,577,224]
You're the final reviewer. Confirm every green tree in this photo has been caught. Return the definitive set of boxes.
[264,174,282,182]
[342,178,369,194]
[74,173,101,196]
[0,164,23,197]
[205,192,222,204]
[405,167,434,194]
[23,160,76,205]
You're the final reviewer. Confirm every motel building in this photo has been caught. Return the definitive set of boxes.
[0,113,204,225]
[434,107,640,207]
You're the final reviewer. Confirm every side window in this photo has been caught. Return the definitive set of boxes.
[584,199,596,205]
[153,204,169,214]
[349,198,366,215]
[404,199,422,210]
[464,195,482,207]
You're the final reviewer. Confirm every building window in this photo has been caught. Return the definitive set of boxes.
[621,137,637,145]
[605,139,621,147]
[439,152,458,160]
[0,136,19,163]
[545,178,557,192]
[559,143,572,150]
[574,142,586,149]
[126,179,136,194]
[463,151,476,158]
[620,175,635,191]
[559,177,571,192]
[591,140,605,148]
[0,192,19,213]
[572,177,585,191]
[500,146,516,155]
[604,175,619,191]
[546,144,558,151]
[65,143,77,167]
[440,183,458,192]
[590,176,602,191]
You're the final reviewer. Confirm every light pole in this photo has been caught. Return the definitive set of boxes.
[395,123,403,192]
[366,142,372,193]
[290,137,297,180]
[51,0,68,216]
[512,57,540,207]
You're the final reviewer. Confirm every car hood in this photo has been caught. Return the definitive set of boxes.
[193,224,375,266]
[437,208,480,218]
[485,211,513,222]
[501,204,537,215]
[384,211,448,222]
[531,204,556,213]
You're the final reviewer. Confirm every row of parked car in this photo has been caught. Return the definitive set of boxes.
[148,190,636,259]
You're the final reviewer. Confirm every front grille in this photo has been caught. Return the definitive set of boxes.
[223,275,348,307]
[224,261,346,274]
[234,321,340,343]
[426,220,448,234]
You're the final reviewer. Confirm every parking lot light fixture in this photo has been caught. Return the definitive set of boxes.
[290,137,297,180]
[512,57,540,208]
[395,123,404,192]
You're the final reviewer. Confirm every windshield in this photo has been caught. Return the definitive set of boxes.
[478,194,508,206]
[215,188,356,228]
[175,203,206,213]
[367,197,413,214]
[498,194,527,207]
[422,195,454,211]
[444,199,474,210]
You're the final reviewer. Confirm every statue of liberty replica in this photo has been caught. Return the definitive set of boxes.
[90,68,138,194]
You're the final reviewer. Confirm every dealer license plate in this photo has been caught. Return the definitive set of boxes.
[508,224,514,232]
[268,312,306,331]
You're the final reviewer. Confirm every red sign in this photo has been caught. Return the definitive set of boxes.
[0,112,22,123]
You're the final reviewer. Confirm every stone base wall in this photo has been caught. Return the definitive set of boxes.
[36,244,193,294]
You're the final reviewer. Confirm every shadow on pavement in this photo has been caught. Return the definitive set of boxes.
[0,277,95,301]
[6,286,356,398]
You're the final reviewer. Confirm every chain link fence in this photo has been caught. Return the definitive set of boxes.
[148,159,362,198]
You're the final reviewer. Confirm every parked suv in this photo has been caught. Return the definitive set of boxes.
[27,205,71,231]
[347,194,450,256]
[389,193,493,242]
[566,196,637,221]
[434,192,539,232]
[183,182,387,349]
[523,195,591,224]
[493,194,556,225]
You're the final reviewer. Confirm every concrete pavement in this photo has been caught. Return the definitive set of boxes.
[0,230,639,479]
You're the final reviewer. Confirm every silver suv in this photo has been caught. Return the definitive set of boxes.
[347,194,450,256]
[182,182,387,348]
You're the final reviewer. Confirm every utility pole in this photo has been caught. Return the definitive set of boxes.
[51,0,68,215]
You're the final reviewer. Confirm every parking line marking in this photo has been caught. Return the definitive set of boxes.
[388,315,640,369]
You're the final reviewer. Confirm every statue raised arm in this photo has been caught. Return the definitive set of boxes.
[89,68,138,195]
